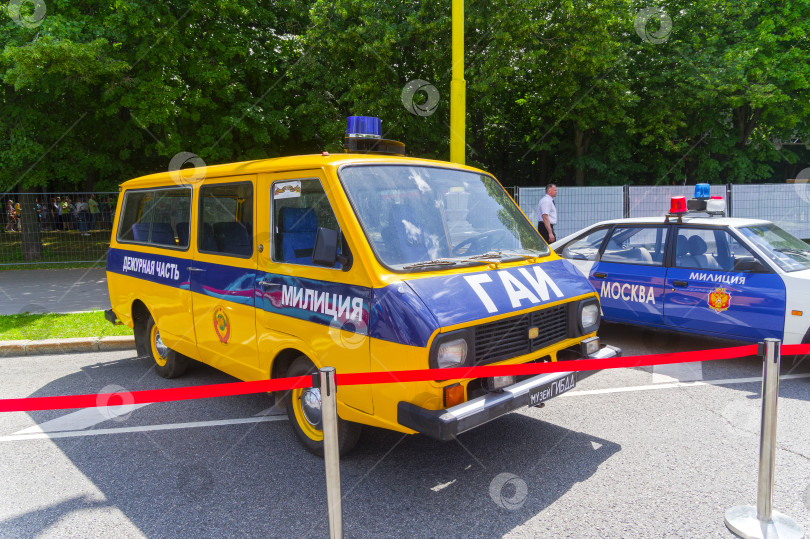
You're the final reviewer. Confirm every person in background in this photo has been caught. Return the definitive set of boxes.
[536,183,558,244]
[54,197,63,231]
[67,197,76,230]
[5,199,15,232]
[101,197,114,229]
[88,194,100,230]
[61,197,71,230]
[77,197,90,236]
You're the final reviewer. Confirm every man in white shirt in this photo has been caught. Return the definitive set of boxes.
[536,183,557,244]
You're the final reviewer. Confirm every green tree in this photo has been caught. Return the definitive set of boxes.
[1,0,308,259]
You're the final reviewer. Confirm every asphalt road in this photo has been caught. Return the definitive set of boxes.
[1,325,809,538]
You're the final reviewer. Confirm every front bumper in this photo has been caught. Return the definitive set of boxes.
[397,344,621,441]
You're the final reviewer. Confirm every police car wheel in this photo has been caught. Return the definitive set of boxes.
[285,356,362,457]
[144,315,189,379]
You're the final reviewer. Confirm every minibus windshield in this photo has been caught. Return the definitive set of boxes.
[340,165,549,271]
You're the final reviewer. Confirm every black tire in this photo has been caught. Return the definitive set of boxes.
[285,355,362,457]
[140,314,189,379]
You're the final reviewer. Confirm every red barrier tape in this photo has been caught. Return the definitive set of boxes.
[337,344,760,386]
[1,343,808,413]
[0,376,312,413]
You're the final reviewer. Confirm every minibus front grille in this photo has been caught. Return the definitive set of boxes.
[474,304,569,364]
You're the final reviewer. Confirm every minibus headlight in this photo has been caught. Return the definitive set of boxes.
[436,338,468,369]
[429,329,474,369]
[579,300,600,334]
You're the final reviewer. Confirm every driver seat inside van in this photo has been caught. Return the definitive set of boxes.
[280,207,317,265]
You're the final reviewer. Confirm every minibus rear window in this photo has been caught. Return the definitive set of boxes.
[117,187,191,249]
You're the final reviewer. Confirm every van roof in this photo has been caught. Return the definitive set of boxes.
[120,153,489,188]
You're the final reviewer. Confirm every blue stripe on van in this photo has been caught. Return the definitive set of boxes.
[107,248,191,290]
[257,272,371,335]
[107,249,594,349]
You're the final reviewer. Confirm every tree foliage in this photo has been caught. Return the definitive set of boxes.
[0,0,808,197]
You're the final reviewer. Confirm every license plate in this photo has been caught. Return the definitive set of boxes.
[528,373,576,407]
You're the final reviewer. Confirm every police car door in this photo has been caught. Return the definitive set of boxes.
[592,225,669,325]
[663,227,786,341]
[191,178,260,381]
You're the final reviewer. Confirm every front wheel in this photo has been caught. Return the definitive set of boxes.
[140,314,189,379]
[285,356,362,457]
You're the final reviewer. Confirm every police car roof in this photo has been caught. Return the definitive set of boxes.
[588,215,772,228]
[120,154,490,188]
[553,215,774,247]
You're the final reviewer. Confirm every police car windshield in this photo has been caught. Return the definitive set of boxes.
[339,165,548,270]
[738,224,810,272]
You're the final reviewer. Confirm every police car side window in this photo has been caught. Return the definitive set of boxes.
[117,187,191,249]
[561,228,609,260]
[674,228,758,272]
[601,227,667,266]
[198,183,253,257]
[271,178,343,267]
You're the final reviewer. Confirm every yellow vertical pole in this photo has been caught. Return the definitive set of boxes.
[450,0,466,165]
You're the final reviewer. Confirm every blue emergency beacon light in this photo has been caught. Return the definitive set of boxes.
[694,183,711,199]
[343,116,406,155]
[687,183,711,211]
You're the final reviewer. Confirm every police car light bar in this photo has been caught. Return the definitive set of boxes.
[667,183,725,221]
[343,116,406,156]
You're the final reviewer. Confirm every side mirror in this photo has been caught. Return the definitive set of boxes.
[312,227,351,269]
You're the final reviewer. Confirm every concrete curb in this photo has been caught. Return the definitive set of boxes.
[0,336,135,357]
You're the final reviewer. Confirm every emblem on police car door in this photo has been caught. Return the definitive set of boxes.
[708,287,731,313]
[214,307,231,343]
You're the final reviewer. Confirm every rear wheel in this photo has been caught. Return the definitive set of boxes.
[285,355,362,457]
[138,314,189,379]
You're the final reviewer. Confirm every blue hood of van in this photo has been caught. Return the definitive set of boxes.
[369,258,596,347]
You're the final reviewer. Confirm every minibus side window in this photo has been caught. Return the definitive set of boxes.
[198,182,253,257]
[117,187,191,249]
[271,178,343,267]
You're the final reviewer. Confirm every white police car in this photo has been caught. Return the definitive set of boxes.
[551,185,810,345]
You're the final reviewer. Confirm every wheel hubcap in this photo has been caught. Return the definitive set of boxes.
[153,328,168,360]
[299,387,322,428]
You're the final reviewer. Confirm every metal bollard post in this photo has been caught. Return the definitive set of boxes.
[320,367,343,539]
[724,339,804,539]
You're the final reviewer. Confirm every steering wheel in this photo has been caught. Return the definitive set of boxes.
[452,229,510,256]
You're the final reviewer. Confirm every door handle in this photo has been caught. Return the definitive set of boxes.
[672,280,688,287]
[258,280,280,287]
[187,267,205,272]
[593,272,607,279]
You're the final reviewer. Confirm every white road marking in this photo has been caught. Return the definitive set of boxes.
[430,479,457,492]
[0,415,287,442]
[14,404,151,434]
[562,373,810,397]
[651,361,704,383]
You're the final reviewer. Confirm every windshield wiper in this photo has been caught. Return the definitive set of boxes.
[401,259,459,270]
[775,248,810,256]
[466,250,546,261]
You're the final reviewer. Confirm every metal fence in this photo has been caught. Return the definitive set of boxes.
[1,192,118,266]
[518,183,810,241]
[2,184,808,266]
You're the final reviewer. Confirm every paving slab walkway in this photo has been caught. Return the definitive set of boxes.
[0,268,110,315]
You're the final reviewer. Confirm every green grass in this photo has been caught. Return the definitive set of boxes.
[0,311,133,341]
[0,229,111,270]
